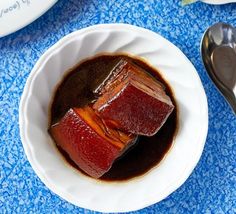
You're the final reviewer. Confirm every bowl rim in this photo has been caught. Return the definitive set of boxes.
[19,23,208,212]
[0,0,58,37]
[202,0,236,4]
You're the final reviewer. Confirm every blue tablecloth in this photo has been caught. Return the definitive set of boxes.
[0,0,236,213]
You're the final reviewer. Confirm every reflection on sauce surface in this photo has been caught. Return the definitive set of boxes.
[50,54,178,181]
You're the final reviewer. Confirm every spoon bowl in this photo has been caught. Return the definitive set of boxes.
[201,22,236,114]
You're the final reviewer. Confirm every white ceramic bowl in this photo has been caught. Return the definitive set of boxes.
[202,0,236,4]
[0,0,57,37]
[19,24,208,212]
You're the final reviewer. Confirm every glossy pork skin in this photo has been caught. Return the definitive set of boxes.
[50,107,135,178]
[94,58,165,95]
[93,59,174,136]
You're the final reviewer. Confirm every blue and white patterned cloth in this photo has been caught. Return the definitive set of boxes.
[0,0,236,213]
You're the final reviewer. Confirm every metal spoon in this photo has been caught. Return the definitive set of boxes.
[201,22,236,114]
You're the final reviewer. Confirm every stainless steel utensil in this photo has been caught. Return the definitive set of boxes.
[201,22,236,114]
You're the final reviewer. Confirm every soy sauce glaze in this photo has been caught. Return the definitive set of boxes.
[50,54,178,181]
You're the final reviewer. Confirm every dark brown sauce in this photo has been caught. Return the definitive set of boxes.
[50,54,178,181]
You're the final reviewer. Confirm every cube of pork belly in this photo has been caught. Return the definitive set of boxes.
[49,107,135,178]
[93,67,174,136]
[94,58,165,96]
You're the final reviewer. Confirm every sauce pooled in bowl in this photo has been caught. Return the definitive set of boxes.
[49,54,178,181]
